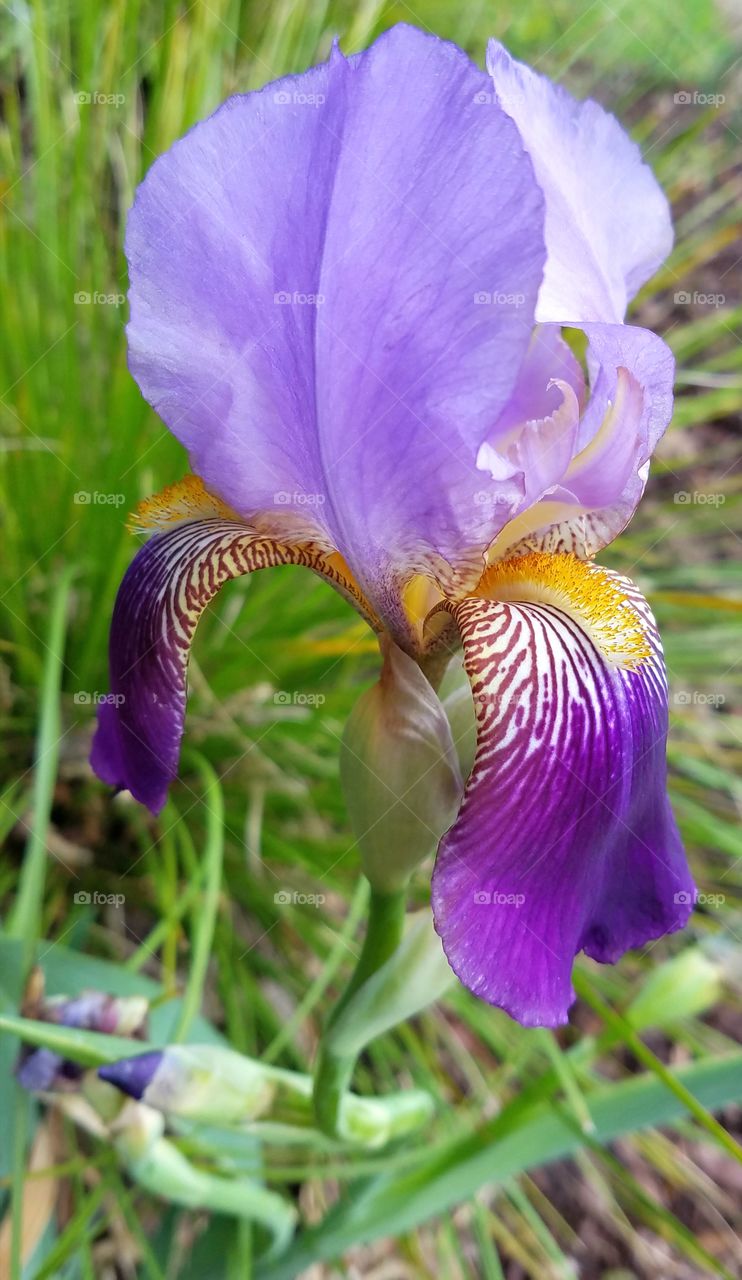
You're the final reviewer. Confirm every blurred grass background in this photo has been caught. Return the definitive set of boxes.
[1,0,741,1276]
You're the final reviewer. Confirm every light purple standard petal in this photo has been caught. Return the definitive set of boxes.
[487,41,673,323]
[431,566,694,1027]
[126,25,546,618]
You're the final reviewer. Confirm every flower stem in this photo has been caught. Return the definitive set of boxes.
[313,881,407,1139]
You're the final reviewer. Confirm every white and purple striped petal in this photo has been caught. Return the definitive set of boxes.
[431,559,694,1026]
[91,481,375,812]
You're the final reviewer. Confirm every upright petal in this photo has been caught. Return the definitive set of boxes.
[429,554,693,1027]
[487,41,673,323]
[485,321,675,560]
[126,25,546,627]
[91,478,376,813]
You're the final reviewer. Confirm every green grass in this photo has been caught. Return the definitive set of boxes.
[1,0,741,1275]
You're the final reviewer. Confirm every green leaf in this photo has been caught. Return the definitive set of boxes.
[260,1051,742,1277]
[326,910,454,1058]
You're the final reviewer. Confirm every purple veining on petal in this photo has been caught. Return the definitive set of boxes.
[90,510,376,813]
[92,518,284,813]
[432,571,694,1027]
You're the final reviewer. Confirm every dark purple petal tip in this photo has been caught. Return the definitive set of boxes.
[99,1050,162,1099]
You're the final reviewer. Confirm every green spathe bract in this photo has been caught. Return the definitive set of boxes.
[340,637,463,893]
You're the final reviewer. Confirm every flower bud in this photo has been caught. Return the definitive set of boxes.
[627,947,722,1030]
[100,1045,276,1123]
[340,638,463,892]
[16,971,148,1094]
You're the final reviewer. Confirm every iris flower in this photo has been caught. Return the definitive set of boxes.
[92,25,694,1027]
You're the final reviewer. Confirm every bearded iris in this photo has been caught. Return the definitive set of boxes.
[92,24,694,1029]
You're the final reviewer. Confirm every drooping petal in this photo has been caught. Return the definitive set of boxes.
[91,478,376,813]
[126,25,546,626]
[487,41,673,323]
[429,554,693,1027]
[485,321,675,560]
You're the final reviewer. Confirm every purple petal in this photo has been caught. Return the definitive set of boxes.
[486,321,675,560]
[490,325,585,436]
[17,1048,64,1092]
[487,41,673,323]
[91,485,374,812]
[99,1051,162,1100]
[126,25,545,607]
[432,563,694,1027]
[91,522,246,813]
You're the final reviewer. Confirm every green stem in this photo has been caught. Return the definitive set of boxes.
[313,881,407,1138]
[7,566,73,970]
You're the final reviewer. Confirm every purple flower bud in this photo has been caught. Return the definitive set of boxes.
[99,1051,162,1100]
